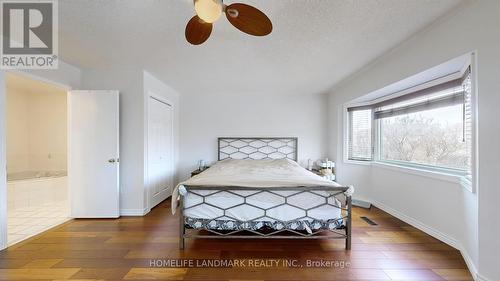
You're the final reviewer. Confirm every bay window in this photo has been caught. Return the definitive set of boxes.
[347,67,473,178]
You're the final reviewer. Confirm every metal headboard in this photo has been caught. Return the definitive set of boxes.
[218,137,298,161]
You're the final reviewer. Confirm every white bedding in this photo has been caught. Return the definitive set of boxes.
[172,158,353,215]
[183,189,342,223]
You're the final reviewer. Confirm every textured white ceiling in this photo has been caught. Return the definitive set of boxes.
[58,0,465,95]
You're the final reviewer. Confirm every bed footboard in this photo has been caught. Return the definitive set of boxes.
[179,186,352,250]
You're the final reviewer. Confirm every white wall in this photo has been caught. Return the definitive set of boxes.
[83,67,324,211]
[5,82,29,173]
[81,67,181,215]
[179,92,328,180]
[27,87,67,172]
[81,66,145,214]
[328,1,499,280]
[6,75,67,173]
[369,164,478,264]
[143,71,180,211]
[81,67,326,212]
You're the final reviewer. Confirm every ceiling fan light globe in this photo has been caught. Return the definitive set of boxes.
[194,0,222,23]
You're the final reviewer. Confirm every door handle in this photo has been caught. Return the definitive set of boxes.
[108,159,116,163]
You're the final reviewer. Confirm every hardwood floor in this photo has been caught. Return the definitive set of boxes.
[0,200,473,280]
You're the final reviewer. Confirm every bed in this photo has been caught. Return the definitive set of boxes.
[172,137,353,250]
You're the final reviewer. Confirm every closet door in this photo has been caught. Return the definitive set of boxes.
[147,97,173,209]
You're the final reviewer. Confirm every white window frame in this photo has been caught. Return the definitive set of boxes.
[343,53,477,193]
[343,103,373,165]
[373,105,469,176]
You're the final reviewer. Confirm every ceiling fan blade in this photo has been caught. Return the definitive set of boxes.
[225,3,272,36]
[185,15,213,45]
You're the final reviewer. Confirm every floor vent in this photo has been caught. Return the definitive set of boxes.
[360,216,378,226]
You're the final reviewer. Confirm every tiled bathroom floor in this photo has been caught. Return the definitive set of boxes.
[7,201,69,245]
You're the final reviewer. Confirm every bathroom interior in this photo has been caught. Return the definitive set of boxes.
[5,73,69,245]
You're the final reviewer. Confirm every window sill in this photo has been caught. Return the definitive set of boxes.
[343,159,372,166]
[459,176,473,193]
[342,159,474,192]
[372,161,469,187]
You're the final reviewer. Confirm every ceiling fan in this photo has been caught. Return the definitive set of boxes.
[185,0,272,45]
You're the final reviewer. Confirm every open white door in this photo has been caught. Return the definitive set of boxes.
[147,97,173,209]
[69,91,119,218]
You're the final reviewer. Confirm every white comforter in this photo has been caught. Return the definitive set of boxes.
[171,158,353,214]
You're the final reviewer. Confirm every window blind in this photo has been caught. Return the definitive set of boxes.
[372,75,467,120]
[373,91,464,119]
[347,74,468,120]
[348,109,372,161]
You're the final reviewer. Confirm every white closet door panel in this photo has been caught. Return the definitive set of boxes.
[147,97,173,209]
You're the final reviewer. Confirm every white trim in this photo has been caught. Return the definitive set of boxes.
[459,244,480,281]
[469,52,478,194]
[67,93,73,218]
[342,103,349,163]
[0,70,73,250]
[144,93,175,211]
[371,199,460,247]
[476,273,492,281]
[371,199,480,281]
[0,71,6,250]
[342,103,374,163]
[120,207,149,216]
[343,159,372,166]
[460,176,473,192]
[351,198,372,209]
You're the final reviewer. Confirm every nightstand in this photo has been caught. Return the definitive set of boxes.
[191,167,209,177]
[311,169,336,181]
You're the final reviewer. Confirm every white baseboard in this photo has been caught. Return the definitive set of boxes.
[352,198,372,209]
[371,199,460,248]
[370,199,480,281]
[0,225,6,250]
[122,194,171,217]
[120,207,149,216]
[476,273,492,281]
[459,243,480,281]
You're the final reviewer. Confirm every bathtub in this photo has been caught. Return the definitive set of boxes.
[7,171,68,211]
[7,170,67,182]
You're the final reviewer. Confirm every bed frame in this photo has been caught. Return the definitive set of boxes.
[179,137,352,250]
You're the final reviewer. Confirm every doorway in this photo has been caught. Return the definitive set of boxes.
[147,96,174,210]
[5,73,69,245]
[0,72,120,250]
